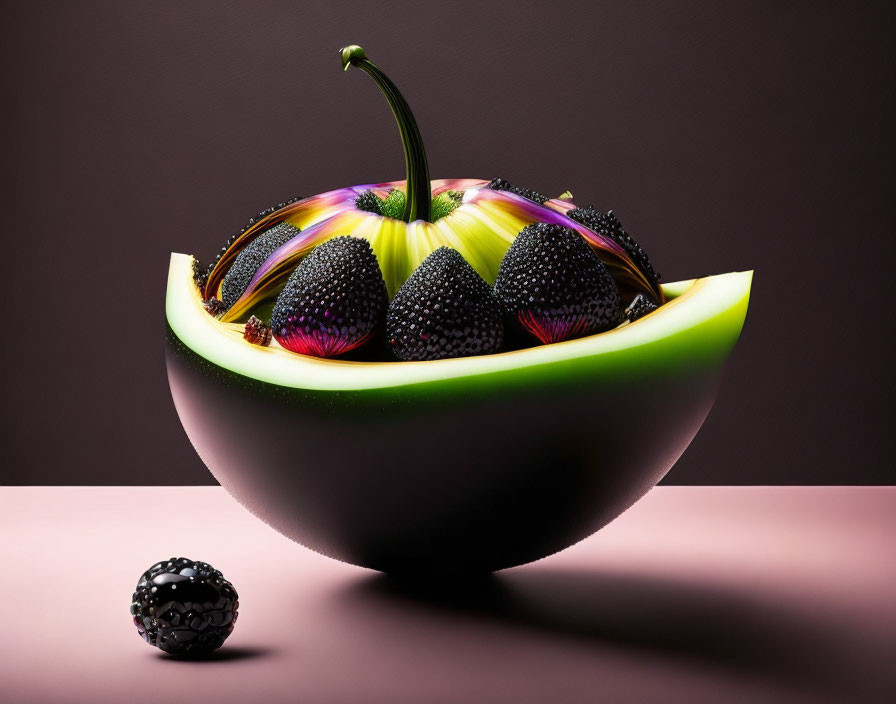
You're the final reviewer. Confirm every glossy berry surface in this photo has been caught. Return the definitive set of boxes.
[130,557,238,656]
[271,236,388,358]
[494,222,621,344]
[387,247,504,361]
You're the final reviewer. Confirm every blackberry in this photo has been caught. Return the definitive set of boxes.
[566,207,660,289]
[220,223,302,311]
[494,222,621,344]
[387,247,503,361]
[130,557,238,656]
[205,195,303,280]
[271,236,388,358]
[624,293,659,322]
[487,177,549,205]
[355,190,383,214]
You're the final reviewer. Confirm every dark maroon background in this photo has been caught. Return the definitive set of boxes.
[1,1,893,485]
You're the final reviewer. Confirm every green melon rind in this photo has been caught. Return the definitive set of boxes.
[166,253,752,393]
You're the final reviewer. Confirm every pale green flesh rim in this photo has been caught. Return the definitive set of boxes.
[166,253,752,392]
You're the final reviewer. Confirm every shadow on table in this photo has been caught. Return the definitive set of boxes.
[157,645,276,663]
[336,567,889,701]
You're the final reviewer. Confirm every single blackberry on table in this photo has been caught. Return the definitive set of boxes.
[565,207,660,290]
[624,293,658,322]
[271,236,388,358]
[221,222,302,311]
[387,247,504,361]
[487,177,549,205]
[130,557,238,656]
[494,222,622,344]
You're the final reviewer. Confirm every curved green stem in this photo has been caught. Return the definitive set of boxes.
[341,45,431,223]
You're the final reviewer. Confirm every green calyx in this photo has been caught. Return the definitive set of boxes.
[357,188,461,222]
[431,190,463,220]
[380,189,407,219]
[341,44,432,223]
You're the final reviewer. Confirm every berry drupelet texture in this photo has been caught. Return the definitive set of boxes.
[566,207,660,291]
[204,196,303,280]
[624,292,659,322]
[355,190,383,214]
[221,222,302,311]
[271,236,388,358]
[487,178,549,205]
[387,247,504,361]
[130,557,238,656]
[494,222,622,344]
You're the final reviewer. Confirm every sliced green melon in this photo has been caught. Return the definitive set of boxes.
[167,252,751,392]
[166,251,752,573]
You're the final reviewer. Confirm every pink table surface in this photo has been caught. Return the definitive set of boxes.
[1,487,893,704]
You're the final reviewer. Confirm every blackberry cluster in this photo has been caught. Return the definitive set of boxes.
[494,223,621,343]
[220,222,301,310]
[566,207,660,289]
[387,247,504,361]
[487,178,549,205]
[130,557,238,656]
[200,191,664,361]
[271,236,388,357]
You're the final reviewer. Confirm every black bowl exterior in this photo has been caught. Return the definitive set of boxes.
[166,327,721,574]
